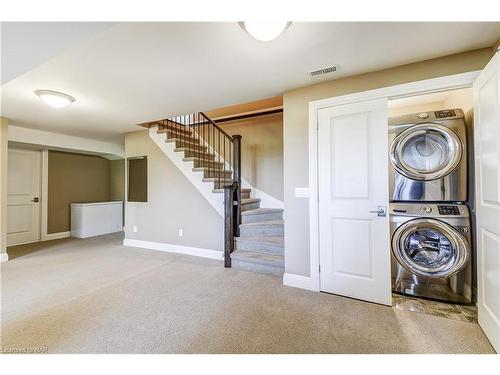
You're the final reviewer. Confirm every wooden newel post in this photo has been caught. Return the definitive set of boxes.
[233,135,242,237]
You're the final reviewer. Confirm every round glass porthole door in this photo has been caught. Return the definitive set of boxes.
[390,123,463,181]
[392,218,469,278]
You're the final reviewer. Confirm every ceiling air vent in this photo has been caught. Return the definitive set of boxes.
[309,65,338,78]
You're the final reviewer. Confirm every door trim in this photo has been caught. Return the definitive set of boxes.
[305,70,480,293]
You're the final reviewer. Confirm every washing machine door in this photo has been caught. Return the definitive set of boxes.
[390,123,463,181]
[392,218,469,278]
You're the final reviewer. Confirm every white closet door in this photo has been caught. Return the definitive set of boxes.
[7,149,41,246]
[474,50,500,353]
[318,98,391,305]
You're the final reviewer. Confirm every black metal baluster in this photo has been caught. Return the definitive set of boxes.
[232,135,241,237]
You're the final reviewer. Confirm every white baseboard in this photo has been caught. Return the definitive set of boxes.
[0,252,9,262]
[283,272,318,291]
[123,238,223,261]
[43,231,71,241]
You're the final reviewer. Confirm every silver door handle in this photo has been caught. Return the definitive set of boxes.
[369,206,386,217]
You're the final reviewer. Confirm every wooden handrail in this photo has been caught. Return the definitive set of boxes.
[199,112,235,141]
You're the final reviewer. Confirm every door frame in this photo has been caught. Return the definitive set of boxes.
[306,70,480,292]
[39,150,71,241]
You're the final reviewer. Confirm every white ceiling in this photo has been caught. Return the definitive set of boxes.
[1,22,499,143]
[1,22,116,84]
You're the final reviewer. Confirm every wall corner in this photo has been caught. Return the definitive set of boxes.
[0,117,9,257]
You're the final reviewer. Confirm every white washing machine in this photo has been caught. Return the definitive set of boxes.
[390,202,472,304]
[389,109,467,202]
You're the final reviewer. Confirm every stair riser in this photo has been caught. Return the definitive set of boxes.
[159,128,193,137]
[239,225,284,237]
[184,152,215,161]
[231,259,284,276]
[192,160,224,169]
[235,242,284,255]
[203,171,232,179]
[241,212,283,224]
[167,135,199,144]
[241,192,250,199]
[167,139,203,149]
[241,202,260,212]
[175,145,208,153]
[213,182,235,189]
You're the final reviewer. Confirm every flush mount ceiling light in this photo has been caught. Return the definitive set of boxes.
[35,90,75,108]
[240,21,291,42]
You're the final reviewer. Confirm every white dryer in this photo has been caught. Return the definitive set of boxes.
[389,109,467,202]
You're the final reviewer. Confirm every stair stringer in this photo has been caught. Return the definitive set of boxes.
[191,130,284,210]
[149,125,224,216]
[241,178,284,209]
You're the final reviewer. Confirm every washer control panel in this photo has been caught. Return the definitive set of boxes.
[437,205,461,215]
[390,203,469,218]
[419,205,432,214]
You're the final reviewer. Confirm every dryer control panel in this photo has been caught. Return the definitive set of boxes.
[434,109,457,119]
[437,205,461,215]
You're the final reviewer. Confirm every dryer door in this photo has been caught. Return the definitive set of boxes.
[392,218,469,278]
[390,123,463,181]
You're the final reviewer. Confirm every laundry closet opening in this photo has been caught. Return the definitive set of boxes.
[387,87,476,305]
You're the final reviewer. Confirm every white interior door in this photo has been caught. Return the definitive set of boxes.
[318,98,391,305]
[7,149,41,246]
[474,50,500,353]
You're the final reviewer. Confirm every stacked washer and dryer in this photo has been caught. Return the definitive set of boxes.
[388,109,473,304]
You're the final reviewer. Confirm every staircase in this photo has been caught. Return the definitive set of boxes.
[140,112,284,276]
[232,188,284,276]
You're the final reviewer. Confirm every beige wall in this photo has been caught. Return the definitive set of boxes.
[48,151,111,234]
[388,101,445,117]
[124,130,223,250]
[219,112,283,201]
[207,96,283,119]
[283,47,495,277]
[110,159,125,201]
[0,118,8,256]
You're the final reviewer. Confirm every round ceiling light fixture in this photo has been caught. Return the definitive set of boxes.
[35,90,75,108]
[240,21,291,42]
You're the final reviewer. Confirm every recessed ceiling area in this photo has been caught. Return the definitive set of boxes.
[388,87,473,117]
[1,22,499,143]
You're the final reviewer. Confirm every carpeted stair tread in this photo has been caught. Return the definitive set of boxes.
[230,250,284,267]
[241,198,261,205]
[242,208,284,216]
[239,220,283,227]
[235,236,284,246]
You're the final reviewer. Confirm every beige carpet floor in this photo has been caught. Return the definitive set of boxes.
[0,233,495,354]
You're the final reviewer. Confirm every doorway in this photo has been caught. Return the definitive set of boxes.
[388,88,476,304]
